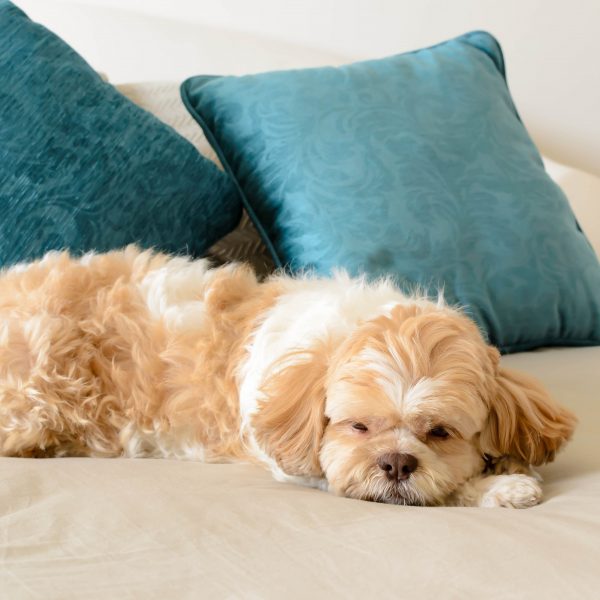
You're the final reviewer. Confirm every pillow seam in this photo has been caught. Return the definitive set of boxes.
[180,78,284,270]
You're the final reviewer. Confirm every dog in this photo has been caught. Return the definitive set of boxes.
[0,246,576,507]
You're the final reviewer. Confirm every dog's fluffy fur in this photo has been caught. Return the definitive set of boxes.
[0,247,576,507]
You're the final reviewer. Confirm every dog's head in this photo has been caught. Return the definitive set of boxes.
[252,302,576,505]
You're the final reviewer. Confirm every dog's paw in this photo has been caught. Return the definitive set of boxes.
[480,474,543,509]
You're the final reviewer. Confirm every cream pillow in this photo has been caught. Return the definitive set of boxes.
[544,158,600,258]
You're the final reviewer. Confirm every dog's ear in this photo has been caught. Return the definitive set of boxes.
[480,364,576,466]
[251,342,330,478]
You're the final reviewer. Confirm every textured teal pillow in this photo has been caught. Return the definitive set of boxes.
[182,31,600,353]
[0,1,241,267]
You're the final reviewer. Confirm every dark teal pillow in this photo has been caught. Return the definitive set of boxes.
[0,1,241,267]
[181,31,600,353]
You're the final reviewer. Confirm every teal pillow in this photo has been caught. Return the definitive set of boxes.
[182,31,600,353]
[0,1,241,267]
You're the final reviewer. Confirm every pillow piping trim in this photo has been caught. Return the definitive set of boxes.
[498,336,598,355]
[180,78,283,270]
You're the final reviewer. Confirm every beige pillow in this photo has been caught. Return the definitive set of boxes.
[544,158,600,258]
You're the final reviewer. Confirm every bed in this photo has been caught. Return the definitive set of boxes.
[2,1,600,597]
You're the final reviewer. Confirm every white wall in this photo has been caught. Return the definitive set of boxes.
[16,0,600,176]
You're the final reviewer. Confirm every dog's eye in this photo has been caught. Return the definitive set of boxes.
[429,426,449,438]
[352,422,368,432]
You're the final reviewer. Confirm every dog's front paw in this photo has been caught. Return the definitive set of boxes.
[481,474,542,508]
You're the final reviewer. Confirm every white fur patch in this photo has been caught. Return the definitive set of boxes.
[402,378,441,413]
[137,256,216,333]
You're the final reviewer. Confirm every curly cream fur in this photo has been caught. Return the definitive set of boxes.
[0,247,281,460]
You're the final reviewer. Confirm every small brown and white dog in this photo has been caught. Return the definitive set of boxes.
[0,246,576,507]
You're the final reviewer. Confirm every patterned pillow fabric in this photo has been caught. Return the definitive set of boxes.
[0,1,241,267]
[181,31,600,353]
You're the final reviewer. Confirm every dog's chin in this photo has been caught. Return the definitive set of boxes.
[346,480,430,507]
[373,483,428,506]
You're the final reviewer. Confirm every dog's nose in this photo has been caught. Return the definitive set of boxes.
[378,453,418,481]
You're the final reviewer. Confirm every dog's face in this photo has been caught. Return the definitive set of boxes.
[252,303,575,505]
[319,305,494,505]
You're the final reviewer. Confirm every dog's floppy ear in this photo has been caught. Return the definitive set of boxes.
[481,363,577,466]
[251,342,330,478]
